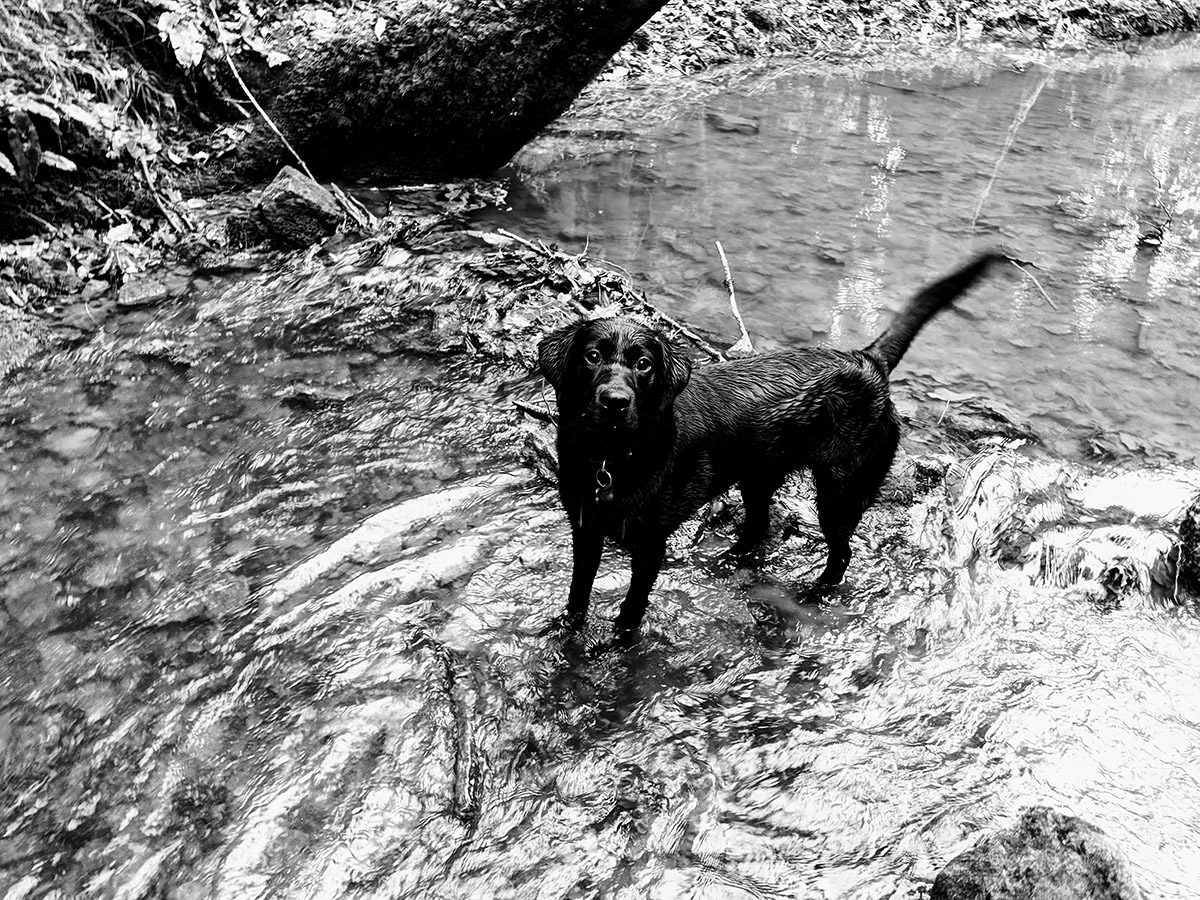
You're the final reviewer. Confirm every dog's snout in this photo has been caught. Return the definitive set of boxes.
[599,387,633,413]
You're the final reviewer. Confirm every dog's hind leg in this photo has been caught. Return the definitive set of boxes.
[812,443,896,585]
[729,474,785,558]
[613,537,667,638]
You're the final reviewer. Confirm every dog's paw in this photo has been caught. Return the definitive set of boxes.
[538,612,585,639]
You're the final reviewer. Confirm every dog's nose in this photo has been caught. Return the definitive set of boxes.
[599,388,632,413]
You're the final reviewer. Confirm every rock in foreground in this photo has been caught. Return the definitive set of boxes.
[932,807,1143,899]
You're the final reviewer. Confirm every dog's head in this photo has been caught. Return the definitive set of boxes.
[538,316,692,445]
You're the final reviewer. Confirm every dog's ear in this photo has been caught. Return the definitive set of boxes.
[537,322,584,391]
[660,337,692,401]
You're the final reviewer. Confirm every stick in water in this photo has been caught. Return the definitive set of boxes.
[1007,258,1058,310]
[716,240,754,353]
[208,2,373,230]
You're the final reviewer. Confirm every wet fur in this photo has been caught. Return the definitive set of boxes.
[537,253,1004,638]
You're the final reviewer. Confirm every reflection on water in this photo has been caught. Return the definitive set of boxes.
[4,41,1200,900]
[486,38,1200,462]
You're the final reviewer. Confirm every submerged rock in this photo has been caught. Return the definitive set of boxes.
[1179,495,1200,590]
[705,111,761,134]
[931,807,1144,900]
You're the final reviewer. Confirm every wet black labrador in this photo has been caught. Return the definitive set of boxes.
[537,252,1004,639]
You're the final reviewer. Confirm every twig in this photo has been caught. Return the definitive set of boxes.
[1008,259,1058,310]
[328,182,377,231]
[139,157,194,233]
[936,399,951,425]
[514,399,557,424]
[380,183,441,193]
[495,227,542,251]
[716,240,753,353]
[210,1,317,183]
[496,226,725,361]
[633,299,725,361]
[208,1,373,231]
[971,75,1047,232]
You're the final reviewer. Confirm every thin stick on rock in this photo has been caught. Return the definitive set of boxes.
[208,2,371,229]
[635,300,725,362]
[497,227,726,361]
[210,2,316,181]
[495,227,542,251]
[716,240,754,353]
[1008,259,1058,310]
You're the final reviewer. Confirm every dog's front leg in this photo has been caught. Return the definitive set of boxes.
[613,538,666,639]
[565,517,604,627]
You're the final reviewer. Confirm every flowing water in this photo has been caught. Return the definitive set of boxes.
[487,38,1200,464]
[4,41,1200,900]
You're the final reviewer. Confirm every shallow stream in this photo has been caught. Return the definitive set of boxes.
[487,37,1200,464]
[3,39,1200,900]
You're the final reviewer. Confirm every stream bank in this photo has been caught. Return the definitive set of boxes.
[4,0,1200,339]
[4,5,1200,898]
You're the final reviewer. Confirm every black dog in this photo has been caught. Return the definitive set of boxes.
[537,253,1004,638]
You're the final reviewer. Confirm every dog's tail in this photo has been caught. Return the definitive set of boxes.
[864,252,1006,374]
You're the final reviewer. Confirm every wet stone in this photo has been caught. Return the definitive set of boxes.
[705,111,761,134]
[45,426,102,460]
[5,574,62,630]
[55,296,115,335]
[781,323,815,343]
[1178,494,1200,590]
[79,556,130,591]
[118,277,171,308]
[252,165,343,249]
[931,807,1144,900]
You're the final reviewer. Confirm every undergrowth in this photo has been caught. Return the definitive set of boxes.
[610,0,1200,77]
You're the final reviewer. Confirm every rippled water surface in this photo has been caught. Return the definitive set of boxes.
[4,41,1200,900]
[486,38,1200,463]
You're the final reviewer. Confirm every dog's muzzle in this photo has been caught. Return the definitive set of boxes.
[597,386,633,415]
[592,383,636,428]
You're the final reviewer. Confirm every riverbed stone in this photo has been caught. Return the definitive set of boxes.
[931,806,1144,900]
[250,165,343,249]
[1178,494,1200,590]
[45,426,102,460]
[705,111,760,134]
[117,276,172,308]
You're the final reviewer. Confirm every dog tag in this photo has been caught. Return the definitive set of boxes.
[595,461,613,503]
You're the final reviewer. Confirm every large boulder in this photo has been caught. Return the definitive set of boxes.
[931,807,1144,900]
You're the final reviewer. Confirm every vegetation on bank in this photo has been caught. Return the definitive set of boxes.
[1,0,1198,316]
[611,0,1200,77]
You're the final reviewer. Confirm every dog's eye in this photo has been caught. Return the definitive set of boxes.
[634,357,653,373]
[584,349,602,365]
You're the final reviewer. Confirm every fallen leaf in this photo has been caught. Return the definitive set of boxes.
[106,222,135,243]
[40,151,77,172]
[928,388,976,403]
